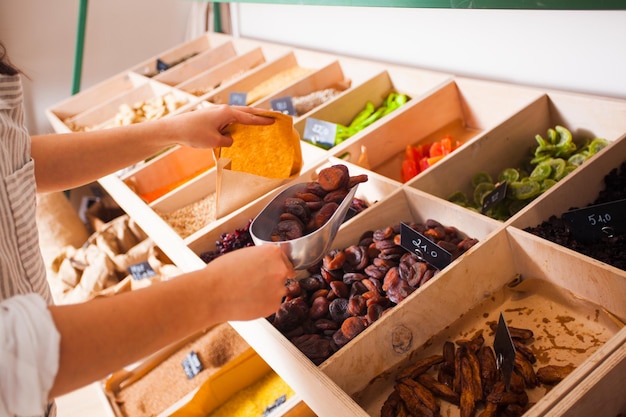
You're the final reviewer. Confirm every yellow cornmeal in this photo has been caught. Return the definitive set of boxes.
[207,371,294,417]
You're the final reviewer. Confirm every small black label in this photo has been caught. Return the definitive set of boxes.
[228,92,247,106]
[263,394,287,416]
[128,261,156,280]
[481,181,508,214]
[302,118,337,150]
[270,96,296,116]
[562,199,626,242]
[399,222,452,270]
[493,313,516,391]
[182,351,203,379]
[156,58,170,73]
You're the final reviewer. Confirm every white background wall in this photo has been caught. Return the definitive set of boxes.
[233,4,626,100]
[1,2,625,136]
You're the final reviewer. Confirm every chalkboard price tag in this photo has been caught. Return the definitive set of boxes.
[128,261,156,281]
[270,96,296,115]
[302,118,337,150]
[182,351,203,380]
[481,181,508,214]
[228,92,247,106]
[263,395,287,417]
[156,58,170,73]
[562,198,626,242]
[399,222,452,270]
[493,312,516,391]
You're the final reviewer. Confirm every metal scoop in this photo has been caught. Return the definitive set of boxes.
[250,182,359,270]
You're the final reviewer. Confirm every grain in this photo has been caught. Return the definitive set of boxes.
[156,193,217,238]
[115,323,249,417]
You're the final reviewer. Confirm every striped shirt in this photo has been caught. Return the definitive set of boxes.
[1,73,58,417]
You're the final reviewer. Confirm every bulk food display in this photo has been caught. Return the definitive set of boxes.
[47,32,626,417]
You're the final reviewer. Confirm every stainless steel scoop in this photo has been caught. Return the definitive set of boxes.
[250,182,359,270]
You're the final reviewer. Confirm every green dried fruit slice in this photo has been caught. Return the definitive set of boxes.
[547,158,567,180]
[587,138,610,155]
[568,153,587,166]
[509,180,541,200]
[498,168,520,183]
[471,171,493,188]
[448,191,468,206]
[541,178,557,191]
[529,162,552,182]
[473,182,495,206]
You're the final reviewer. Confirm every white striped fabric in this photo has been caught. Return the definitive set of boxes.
[0,73,57,417]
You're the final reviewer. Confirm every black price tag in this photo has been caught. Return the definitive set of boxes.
[562,199,626,242]
[270,96,296,115]
[493,313,516,391]
[399,222,452,271]
[303,118,337,150]
[128,261,156,281]
[228,92,247,106]
[481,181,508,214]
[263,394,287,417]
[182,351,203,380]
[156,58,170,73]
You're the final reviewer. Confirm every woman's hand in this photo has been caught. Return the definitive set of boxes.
[201,245,295,322]
[163,104,276,149]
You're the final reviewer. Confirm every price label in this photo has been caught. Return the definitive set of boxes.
[128,261,156,280]
[399,222,452,270]
[493,312,516,391]
[481,181,508,214]
[228,92,247,106]
[182,351,203,380]
[156,58,170,73]
[270,96,296,115]
[562,198,626,242]
[303,118,337,150]
[263,395,287,417]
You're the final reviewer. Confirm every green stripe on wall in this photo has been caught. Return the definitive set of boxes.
[204,0,626,9]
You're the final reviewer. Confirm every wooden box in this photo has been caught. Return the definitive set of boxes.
[46,72,148,133]
[177,47,268,97]
[129,32,233,78]
[185,157,402,258]
[331,77,543,183]
[200,50,337,105]
[62,80,197,132]
[251,60,353,121]
[152,41,239,86]
[409,88,626,222]
[45,32,626,417]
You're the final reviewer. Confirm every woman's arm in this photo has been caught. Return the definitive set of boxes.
[48,244,294,399]
[32,105,274,193]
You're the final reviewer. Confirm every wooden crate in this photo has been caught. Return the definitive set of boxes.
[185,157,402,258]
[201,50,335,105]
[321,224,626,416]
[331,76,544,183]
[177,47,268,97]
[251,60,353,121]
[409,89,626,222]
[63,80,197,132]
[46,32,626,417]
[129,32,233,78]
[152,41,239,86]
[46,72,148,133]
